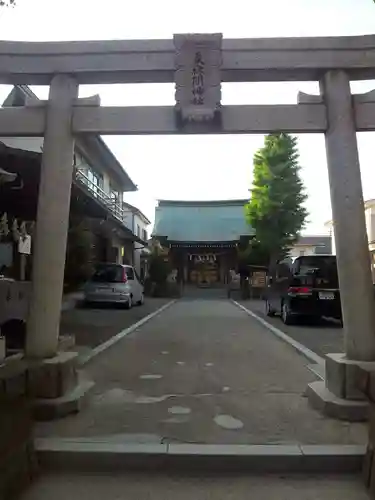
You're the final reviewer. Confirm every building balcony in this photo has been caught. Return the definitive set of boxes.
[74,168,127,225]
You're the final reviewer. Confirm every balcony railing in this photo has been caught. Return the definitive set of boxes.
[74,168,126,224]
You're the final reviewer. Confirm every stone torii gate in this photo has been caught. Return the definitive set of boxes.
[1,33,375,419]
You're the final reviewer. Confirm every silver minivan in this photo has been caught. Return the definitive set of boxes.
[83,263,144,308]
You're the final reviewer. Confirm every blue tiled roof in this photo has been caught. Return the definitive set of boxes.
[153,200,254,242]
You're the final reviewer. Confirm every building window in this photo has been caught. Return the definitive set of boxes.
[142,229,147,241]
[137,224,141,237]
[87,168,103,197]
[110,189,119,201]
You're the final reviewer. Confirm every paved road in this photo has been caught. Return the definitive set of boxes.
[38,299,366,445]
[59,297,171,349]
[237,299,344,359]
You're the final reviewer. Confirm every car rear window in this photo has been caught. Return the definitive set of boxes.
[125,266,134,280]
[92,265,124,283]
[295,256,339,287]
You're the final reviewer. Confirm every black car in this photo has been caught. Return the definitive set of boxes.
[265,255,342,325]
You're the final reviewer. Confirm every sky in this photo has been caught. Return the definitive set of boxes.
[0,0,375,234]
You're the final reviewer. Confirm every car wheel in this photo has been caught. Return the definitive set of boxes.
[265,300,275,317]
[137,293,144,306]
[310,315,323,326]
[281,302,294,325]
[124,296,133,310]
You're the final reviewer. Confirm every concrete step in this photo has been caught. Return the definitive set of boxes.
[22,472,369,500]
[35,439,365,474]
[306,380,368,422]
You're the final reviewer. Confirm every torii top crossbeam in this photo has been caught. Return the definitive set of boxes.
[0,34,375,84]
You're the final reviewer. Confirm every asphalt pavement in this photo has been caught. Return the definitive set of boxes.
[37,299,366,445]
[59,297,171,349]
[237,299,344,358]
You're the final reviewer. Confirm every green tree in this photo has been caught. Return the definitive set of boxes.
[147,247,172,285]
[245,133,308,269]
[64,216,94,290]
[237,239,270,268]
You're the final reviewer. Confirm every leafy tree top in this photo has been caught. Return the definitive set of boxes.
[246,133,308,260]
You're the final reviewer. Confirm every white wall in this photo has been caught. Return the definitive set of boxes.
[328,220,375,280]
[120,207,150,274]
[289,245,316,259]
[133,213,148,275]
[122,208,134,232]
[328,226,336,255]
[110,234,123,264]
[366,206,375,245]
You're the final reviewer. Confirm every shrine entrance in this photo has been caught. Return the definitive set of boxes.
[189,253,220,287]
[1,33,375,418]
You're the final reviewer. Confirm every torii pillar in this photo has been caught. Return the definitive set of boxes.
[25,75,94,419]
[307,70,375,421]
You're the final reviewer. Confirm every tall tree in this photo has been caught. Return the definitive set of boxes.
[237,239,270,268]
[245,133,308,269]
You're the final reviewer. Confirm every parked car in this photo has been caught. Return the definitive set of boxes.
[83,263,144,308]
[265,255,342,325]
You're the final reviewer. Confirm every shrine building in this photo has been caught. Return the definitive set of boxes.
[152,199,254,286]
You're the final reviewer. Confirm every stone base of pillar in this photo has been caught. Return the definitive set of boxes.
[27,351,94,421]
[58,334,76,352]
[306,353,375,422]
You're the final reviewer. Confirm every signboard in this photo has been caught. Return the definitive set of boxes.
[18,235,31,255]
[251,271,267,288]
[174,33,222,122]
[188,253,217,263]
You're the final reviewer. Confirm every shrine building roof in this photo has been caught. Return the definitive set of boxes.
[152,199,254,243]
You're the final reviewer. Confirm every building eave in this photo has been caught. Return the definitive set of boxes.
[2,85,138,193]
[122,200,151,225]
[82,135,137,192]
[157,198,249,208]
[164,240,241,248]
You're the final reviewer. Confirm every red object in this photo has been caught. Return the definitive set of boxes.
[122,268,128,283]
[288,286,312,295]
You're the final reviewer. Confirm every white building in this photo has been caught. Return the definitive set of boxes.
[122,201,151,278]
[288,235,332,259]
[1,85,140,269]
[326,199,375,279]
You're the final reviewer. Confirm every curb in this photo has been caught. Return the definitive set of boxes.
[232,300,325,366]
[35,439,365,474]
[77,300,177,366]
